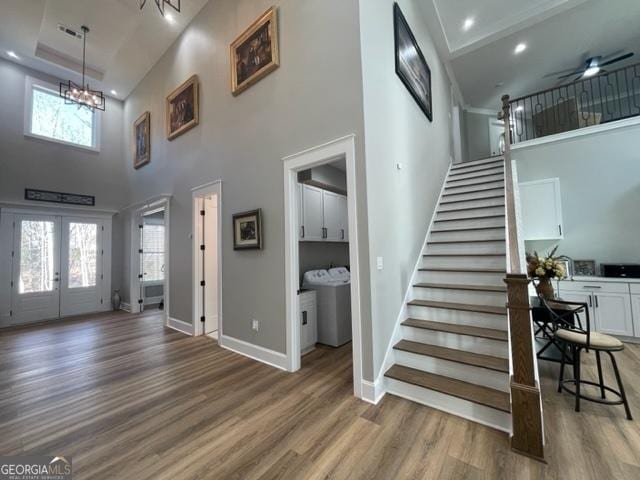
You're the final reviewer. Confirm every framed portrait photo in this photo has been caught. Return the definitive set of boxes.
[573,260,596,276]
[133,111,151,169]
[166,74,199,140]
[233,209,263,250]
[393,3,432,121]
[230,7,279,96]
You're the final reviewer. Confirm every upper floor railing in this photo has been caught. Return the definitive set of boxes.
[508,62,640,143]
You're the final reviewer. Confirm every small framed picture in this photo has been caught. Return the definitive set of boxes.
[573,260,596,276]
[166,74,199,140]
[558,259,571,279]
[133,111,151,169]
[233,209,263,250]
[230,7,279,95]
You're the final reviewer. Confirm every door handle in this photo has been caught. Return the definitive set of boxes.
[341,229,345,240]
[301,226,305,238]
[595,295,599,308]
[588,295,592,307]
[558,224,562,236]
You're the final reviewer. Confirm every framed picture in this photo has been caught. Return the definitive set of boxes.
[230,7,279,96]
[166,75,199,140]
[393,3,432,121]
[233,209,263,250]
[133,111,151,169]
[558,259,571,279]
[573,260,596,276]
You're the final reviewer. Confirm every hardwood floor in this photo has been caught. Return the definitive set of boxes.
[1,310,639,479]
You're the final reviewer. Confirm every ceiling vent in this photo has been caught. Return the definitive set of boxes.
[57,24,83,40]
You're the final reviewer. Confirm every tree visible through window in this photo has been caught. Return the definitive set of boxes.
[143,225,165,282]
[19,220,55,294]
[30,85,96,148]
[68,223,97,288]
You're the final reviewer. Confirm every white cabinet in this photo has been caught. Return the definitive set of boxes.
[558,279,635,337]
[301,185,324,241]
[299,290,317,354]
[519,178,564,240]
[632,295,640,338]
[299,184,348,243]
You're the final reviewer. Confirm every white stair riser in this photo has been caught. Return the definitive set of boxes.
[451,159,504,172]
[427,242,506,255]
[400,326,508,359]
[385,377,512,433]
[445,183,504,197]
[421,255,505,269]
[430,229,505,242]
[446,176,504,189]
[449,167,504,181]
[439,197,505,212]
[417,270,505,285]
[442,190,503,203]
[411,285,507,307]
[394,348,510,390]
[407,304,506,326]
[434,217,505,230]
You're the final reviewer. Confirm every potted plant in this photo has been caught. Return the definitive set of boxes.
[526,246,566,299]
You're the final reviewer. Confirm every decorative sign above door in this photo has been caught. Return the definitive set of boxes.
[25,189,95,206]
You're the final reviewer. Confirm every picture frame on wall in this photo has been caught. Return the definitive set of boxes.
[573,259,596,276]
[230,7,280,96]
[166,74,199,141]
[233,209,263,250]
[393,2,432,121]
[133,111,151,169]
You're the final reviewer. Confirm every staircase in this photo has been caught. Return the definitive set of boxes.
[384,156,512,432]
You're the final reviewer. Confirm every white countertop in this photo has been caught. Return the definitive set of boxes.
[560,276,640,284]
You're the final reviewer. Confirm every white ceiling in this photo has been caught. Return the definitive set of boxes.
[423,0,640,110]
[0,0,209,100]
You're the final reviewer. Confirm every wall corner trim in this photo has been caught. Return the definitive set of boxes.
[218,334,288,371]
[167,317,194,336]
[361,379,386,405]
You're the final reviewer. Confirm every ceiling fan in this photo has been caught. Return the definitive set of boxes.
[544,51,635,82]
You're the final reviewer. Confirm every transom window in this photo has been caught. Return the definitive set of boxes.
[25,77,100,151]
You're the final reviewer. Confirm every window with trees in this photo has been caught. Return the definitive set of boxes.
[143,224,165,282]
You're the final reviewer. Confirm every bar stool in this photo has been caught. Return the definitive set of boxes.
[539,296,633,420]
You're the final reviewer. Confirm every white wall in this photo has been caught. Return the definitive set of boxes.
[122,0,369,358]
[359,0,453,381]
[463,110,493,162]
[515,122,640,265]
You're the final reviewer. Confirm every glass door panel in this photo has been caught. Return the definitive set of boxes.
[67,222,98,288]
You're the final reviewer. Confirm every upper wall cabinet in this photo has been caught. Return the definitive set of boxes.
[519,178,564,240]
[299,184,348,243]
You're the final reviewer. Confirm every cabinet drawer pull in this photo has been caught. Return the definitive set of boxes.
[301,226,305,238]
[595,295,599,308]
[588,295,592,307]
[582,286,602,289]
[341,229,345,240]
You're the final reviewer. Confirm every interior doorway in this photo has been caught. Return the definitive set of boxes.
[283,135,364,399]
[192,181,222,338]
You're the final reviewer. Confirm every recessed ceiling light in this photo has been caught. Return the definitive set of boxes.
[110,90,118,96]
[165,13,175,24]
[7,51,19,59]
[462,17,475,31]
[514,43,527,54]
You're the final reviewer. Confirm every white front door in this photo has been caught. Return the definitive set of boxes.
[11,214,62,323]
[60,217,104,317]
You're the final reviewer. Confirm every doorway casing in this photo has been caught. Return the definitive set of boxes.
[283,135,364,399]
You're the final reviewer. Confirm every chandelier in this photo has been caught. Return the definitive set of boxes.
[139,0,181,16]
[59,26,105,111]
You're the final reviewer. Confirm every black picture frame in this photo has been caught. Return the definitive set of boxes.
[233,209,263,250]
[393,3,432,121]
[25,188,95,206]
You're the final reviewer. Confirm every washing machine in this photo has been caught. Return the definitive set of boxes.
[302,269,352,347]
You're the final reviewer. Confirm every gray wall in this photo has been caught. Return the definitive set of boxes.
[299,242,350,285]
[359,0,453,380]
[463,110,492,162]
[0,58,128,294]
[515,122,640,265]
[122,0,368,357]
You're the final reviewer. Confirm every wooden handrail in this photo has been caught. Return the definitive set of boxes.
[500,95,545,461]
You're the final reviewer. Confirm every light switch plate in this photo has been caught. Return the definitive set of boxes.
[377,257,384,270]
[252,319,259,331]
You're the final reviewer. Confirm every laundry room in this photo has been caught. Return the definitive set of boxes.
[297,159,352,358]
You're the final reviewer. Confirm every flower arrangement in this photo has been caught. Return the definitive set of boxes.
[526,246,566,299]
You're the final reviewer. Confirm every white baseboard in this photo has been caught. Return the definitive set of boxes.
[218,334,288,371]
[120,302,132,313]
[361,379,385,405]
[167,317,194,336]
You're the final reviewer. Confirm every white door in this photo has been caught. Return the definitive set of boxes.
[322,191,341,241]
[203,196,218,335]
[60,217,104,317]
[519,178,564,240]
[337,194,349,242]
[488,118,505,157]
[301,185,324,241]
[11,214,61,323]
[594,292,634,336]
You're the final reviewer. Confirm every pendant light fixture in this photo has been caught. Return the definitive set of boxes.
[59,26,105,111]
[139,0,181,17]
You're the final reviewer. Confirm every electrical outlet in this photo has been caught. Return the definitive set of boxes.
[252,319,259,332]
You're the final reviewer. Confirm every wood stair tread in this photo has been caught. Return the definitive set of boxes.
[402,318,508,341]
[427,239,504,244]
[451,158,504,170]
[394,340,509,373]
[438,205,505,213]
[385,364,511,413]
[448,171,505,182]
[446,180,504,190]
[431,226,505,233]
[413,282,507,292]
[434,214,505,222]
[407,299,507,315]
[440,195,505,205]
[419,267,506,273]
[450,163,504,174]
[443,187,503,197]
